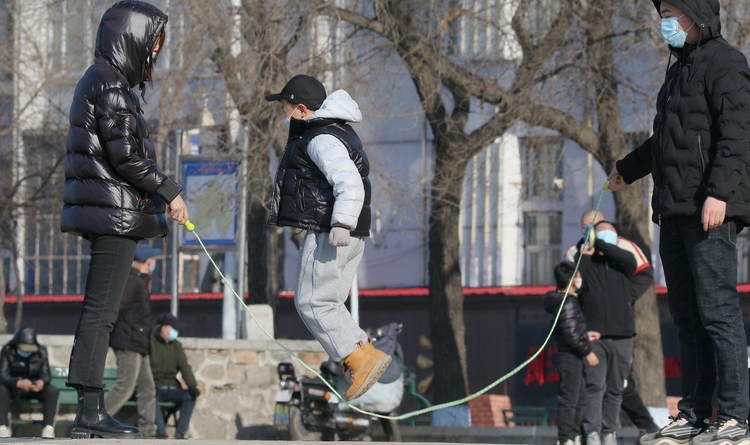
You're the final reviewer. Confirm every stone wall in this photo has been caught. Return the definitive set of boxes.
[0,334,327,440]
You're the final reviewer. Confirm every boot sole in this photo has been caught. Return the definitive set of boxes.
[70,428,143,439]
[345,354,392,400]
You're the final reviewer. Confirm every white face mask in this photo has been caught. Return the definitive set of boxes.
[150,260,156,273]
[573,277,583,290]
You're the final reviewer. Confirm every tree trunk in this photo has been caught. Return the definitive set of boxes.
[587,0,666,408]
[0,259,6,334]
[613,184,666,407]
[428,145,470,403]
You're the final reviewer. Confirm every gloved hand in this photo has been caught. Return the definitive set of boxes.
[329,226,351,247]
[188,386,200,400]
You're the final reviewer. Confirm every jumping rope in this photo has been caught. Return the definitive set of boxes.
[182,176,619,421]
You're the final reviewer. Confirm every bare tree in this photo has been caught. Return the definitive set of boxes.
[325,0,668,405]
[183,0,321,326]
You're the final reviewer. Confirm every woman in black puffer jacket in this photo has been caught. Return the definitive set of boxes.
[61,1,188,439]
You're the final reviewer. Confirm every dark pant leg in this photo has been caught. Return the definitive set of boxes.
[39,383,59,426]
[155,388,195,437]
[0,384,12,426]
[621,376,654,430]
[582,341,607,435]
[154,388,167,436]
[67,235,137,388]
[175,390,195,436]
[660,218,715,422]
[680,218,749,421]
[601,338,632,434]
[556,351,586,442]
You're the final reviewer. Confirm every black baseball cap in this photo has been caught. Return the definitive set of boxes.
[156,312,185,329]
[265,75,327,110]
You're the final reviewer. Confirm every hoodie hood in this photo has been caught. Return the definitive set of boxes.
[94,0,168,89]
[310,90,363,123]
[9,326,39,347]
[652,0,721,40]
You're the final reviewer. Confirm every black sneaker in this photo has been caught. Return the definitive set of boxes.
[639,414,708,445]
[692,417,750,445]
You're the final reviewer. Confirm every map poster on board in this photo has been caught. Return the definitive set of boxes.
[181,159,239,247]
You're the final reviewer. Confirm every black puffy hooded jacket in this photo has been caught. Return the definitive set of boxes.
[543,291,592,358]
[61,1,182,239]
[0,327,52,387]
[616,0,750,225]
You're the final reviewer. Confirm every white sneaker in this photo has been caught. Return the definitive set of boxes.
[41,425,54,439]
[0,425,9,438]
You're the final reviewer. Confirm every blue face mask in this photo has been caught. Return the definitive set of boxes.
[596,230,618,245]
[168,329,179,341]
[16,350,32,358]
[284,106,298,130]
[661,14,693,48]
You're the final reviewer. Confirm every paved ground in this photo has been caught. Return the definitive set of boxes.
[0,425,645,445]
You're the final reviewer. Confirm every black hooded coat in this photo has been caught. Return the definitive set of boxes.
[61,0,181,239]
[0,327,52,387]
[616,0,750,225]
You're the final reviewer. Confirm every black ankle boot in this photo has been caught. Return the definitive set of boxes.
[70,387,142,439]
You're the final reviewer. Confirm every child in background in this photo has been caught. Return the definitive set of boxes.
[544,260,600,445]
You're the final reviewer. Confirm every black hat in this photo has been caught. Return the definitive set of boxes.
[134,243,162,262]
[156,312,184,329]
[265,75,327,110]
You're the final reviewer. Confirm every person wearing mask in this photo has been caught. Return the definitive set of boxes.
[0,327,58,439]
[576,222,638,445]
[608,1,750,444]
[543,261,600,445]
[104,243,162,438]
[265,75,391,400]
[150,313,199,440]
[60,0,188,438]
[565,210,658,437]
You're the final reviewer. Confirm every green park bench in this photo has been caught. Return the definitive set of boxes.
[9,366,175,430]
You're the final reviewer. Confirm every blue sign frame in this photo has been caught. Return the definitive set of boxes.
[181,159,239,247]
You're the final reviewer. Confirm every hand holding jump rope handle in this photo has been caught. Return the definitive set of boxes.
[602,174,623,191]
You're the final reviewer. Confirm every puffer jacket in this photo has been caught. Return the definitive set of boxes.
[617,0,750,225]
[0,327,52,387]
[61,0,182,239]
[577,241,638,338]
[543,291,592,358]
[110,268,152,355]
[269,90,371,236]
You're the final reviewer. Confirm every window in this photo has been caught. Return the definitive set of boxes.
[521,136,564,202]
[524,212,562,285]
[520,136,564,284]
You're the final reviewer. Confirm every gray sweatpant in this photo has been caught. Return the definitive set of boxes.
[295,230,368,361]
[103,349,156,437]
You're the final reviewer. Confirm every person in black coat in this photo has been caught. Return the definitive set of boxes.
[0,327,58,439]
[543,261,599,445]
[103,243,162,438]
[576,222,637,445]
[61,1,188,439]
[608,1,750,443]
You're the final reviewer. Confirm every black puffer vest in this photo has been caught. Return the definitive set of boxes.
[61,1,181,239]
[269,118,371,236]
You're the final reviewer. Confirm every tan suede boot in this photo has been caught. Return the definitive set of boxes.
[342,340,392,400]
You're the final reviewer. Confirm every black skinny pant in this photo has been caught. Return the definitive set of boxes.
[67,235,138,388]
[0,383,59,426]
